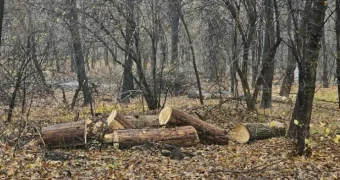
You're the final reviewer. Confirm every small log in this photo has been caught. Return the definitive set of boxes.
[187,90,212,100]
[103,126,199,148]
[107,110,159,130]
[107,110,136,129]
[159,107,228,144]
[272,96,293,104]
[188,90,236,100]
[230,121,286,143]
[42,120,88,149]
[121,115,159,128]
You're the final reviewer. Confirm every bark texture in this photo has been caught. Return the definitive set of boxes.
[287,0,327,156]
[159,107,228,145]
[103,126,200,148]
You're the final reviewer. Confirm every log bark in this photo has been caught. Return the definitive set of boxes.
[107,110,160,130]
[110,110,137,129]
[42,120,88,148]
[121,115,159,128]
[231,121,286,143]
[103,126,199,148]
[159,107,228,144]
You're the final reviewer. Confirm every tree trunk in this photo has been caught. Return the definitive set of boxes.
[120,0,135,103]
[7,72,22,122]
[322,30,329,88]
[0,0,4,46]
[178,5,204,105]
[287,0,326,156]
[68,0,91,105]
[91,48,96,69]
[103,126,200,148]
[230,19,237,94]
[280,1,297,97]
[260,0,281,108]
[223,0,257,110]
[337,0,340,109]
[253,23,263,88]
[104,46,109,66]
[159,107,228,145]
[28,11,50,94]
[203,2,219,81]
[170,0,180,65]
[85,48,90,71]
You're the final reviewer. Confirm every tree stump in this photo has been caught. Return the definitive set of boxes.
[159,107,228,145]
[103,126,199,148]
[230,121,286,143]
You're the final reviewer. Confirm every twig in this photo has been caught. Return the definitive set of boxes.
[31,122,45,147]
[209,159,285,174]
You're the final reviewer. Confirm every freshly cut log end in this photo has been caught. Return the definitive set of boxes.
[106,110,118,128]
[103,126,199,148]
[230,124,250,143]
[159,106,172,126]
[106,110,136,130]
[42,120,87,149]
[231,121,286,144]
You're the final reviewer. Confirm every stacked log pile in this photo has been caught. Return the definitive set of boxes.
[42,107,287,149]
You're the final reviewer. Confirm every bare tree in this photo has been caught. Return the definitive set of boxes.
[169,0,181,65]
[67,0,92,105]
[223,0,258,110]
[336,0,340,109]
[280,2,296,97]
[120,0,136,103]
[287,0,327,156]
[258,0,281,108]
[321,28,329,88]
[0,0,4,45]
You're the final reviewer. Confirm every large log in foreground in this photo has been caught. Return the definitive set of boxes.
[103,126,199,148]
[159,107,228,145]
[230,121,286,143]
[42,120,89,149]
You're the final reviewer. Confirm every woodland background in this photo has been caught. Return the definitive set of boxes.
[0,0,339,179]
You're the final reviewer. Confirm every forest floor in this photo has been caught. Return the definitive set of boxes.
[0,85,339,179]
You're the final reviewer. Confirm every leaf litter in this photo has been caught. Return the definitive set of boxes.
[0,90,340,179]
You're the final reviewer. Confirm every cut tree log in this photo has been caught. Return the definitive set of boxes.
[188,90,237,100]
[187,90,212,99]
[230,121,286,143]
[107,110,160,130]
[103,125,199,148]
[42,120,89,149]
[272,96,293,104]
[159,107,228,144]
[120,115,159,128]
[107,110,136,129]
